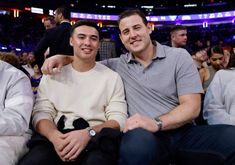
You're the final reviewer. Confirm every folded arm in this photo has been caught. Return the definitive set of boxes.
[203,74,235,125]
[0,74,33,136]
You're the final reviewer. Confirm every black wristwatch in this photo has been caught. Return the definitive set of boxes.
[87,127,96,137]
[154,117,163,131]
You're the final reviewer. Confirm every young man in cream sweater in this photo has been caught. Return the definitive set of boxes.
[19,20,127,165]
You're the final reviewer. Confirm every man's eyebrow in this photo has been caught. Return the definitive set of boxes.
[90,34,98,38]
[77,33,98,38]
[121,28,129,32]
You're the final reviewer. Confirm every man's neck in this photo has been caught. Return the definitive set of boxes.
[72,58,96,72]
[171,41,179,48]
[133,43,156,67]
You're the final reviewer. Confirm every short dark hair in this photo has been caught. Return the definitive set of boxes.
[55,6,70,19]
[170,25,187,35]
[70,20,100,38]
[118,9,148,27]
[208,45,224,57]
[191,46,208,55]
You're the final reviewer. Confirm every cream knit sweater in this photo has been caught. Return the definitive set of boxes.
[32,63,127,130]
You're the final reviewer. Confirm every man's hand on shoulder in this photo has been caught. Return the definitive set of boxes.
[41,54,73,75]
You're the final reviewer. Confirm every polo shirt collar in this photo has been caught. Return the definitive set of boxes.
[126,53,135,63]
[126,41,166,63]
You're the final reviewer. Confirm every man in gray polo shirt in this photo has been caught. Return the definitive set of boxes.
[41,9,235,165]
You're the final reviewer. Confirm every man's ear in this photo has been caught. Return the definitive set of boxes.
[59,13,63,20]
[69,37,73,46]
[147,23,152,35]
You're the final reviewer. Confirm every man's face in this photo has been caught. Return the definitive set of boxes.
[44,20,55,30]
[171,30,187,47]
[119,14,152,55]
[70,25,99,61]
[223,49,231,57]
[54,10,61,24]
[195,49,208,62]
[28,53,35,63]
[21,52,28,62]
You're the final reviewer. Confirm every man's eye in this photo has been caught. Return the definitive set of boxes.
[123,31,129,35]
[78,36,85,39]
[134,26,141,30]
[91,37,98,41]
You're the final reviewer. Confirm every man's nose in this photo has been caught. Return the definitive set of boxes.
[216,60,221,64]
[130,30,137,37]
[84,38,91,45]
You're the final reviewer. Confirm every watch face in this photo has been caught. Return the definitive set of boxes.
[89,129,96,137]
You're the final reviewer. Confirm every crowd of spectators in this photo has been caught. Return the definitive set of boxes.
[1,13,235,57]
[0,13,44,53]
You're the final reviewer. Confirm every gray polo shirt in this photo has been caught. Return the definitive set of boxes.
[102,41,203,118]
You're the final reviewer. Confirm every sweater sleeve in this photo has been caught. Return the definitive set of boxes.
[32,75,57,128]
[104,73,127,130]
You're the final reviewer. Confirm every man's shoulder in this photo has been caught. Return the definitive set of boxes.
[95,63,123,85]
[216,69,235,80]
[160,44,190,60]
[157,41,191,58]
[100,57,124,71]
[0,60,27,78]
[96,62,119,76]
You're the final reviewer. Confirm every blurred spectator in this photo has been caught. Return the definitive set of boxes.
[43,16,57,58]
[199,45,224,91]
[34,6,73,68]
[222,47,231,69]
[43,16,56,30]
[170,25,188,47]
[233,46,235,55]
[192,46,209,70]
[21,52,35,77]
[30,63,42,96]
[0,51,20,68]
[98,30,117,60]
[0,59,33,165]
[0,51,30,77]
[19,51,28,65]
[163,25,192,54]
[194,40,204,49]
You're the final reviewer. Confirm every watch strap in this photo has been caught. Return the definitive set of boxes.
[154,117,163,131]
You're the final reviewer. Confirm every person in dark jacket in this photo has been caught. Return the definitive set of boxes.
[34,6,73,68]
